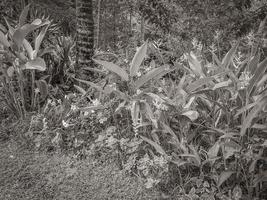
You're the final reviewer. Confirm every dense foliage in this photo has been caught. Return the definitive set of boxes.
[0,1,267,199]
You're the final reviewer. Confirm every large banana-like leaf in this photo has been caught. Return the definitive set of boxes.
[131,100,140,127]
[134,65,170,89]
[23,39,34,59]
[75,78,104,93]
[247,57,267,96]
[13,19,50,47]
[240,96,267,136]
[186,52,205,77]
[19,4,30,27]
[23,57,46,71]
[140,135,167,156]
[35,25,50,55]
[130,41,147,77]
[0,31,10,47]
[221,42,239,69]
[93,59,129,81]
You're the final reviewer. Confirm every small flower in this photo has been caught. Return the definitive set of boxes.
[62,120,70,128]
[71,104,78,111]
[99,117,108,124]
[34,88,40,94]
[158,87,163,92]
[136,71,142,77]
[84,111,89,116]
[92,99,100,106]
[136,89,142,95]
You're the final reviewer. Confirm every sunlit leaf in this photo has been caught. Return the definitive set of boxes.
[19,4,30,27]
[247,57,267,95]
[222,42,239,69]
[143,101,158,128]
[23,39,34,59]
[0,30,10,47]
[181,110,199,121]
[24,57,46,71]
[135,65,170,89]
[208,141,220,159]
[13,19,49,47]
[217,171,234,187]
[240,97,267,136]
[247,53,260,74]
[186,52,205,77]
[130,41,147,76]
[75,78,104,93]
[74,84,86,95]
[140,135,167,156]
[131,100,140,127]
[93,59,129,81]
[36,79,48,99]
[186,77,215,93]
[212,80,232,90]
[35,25,49,54]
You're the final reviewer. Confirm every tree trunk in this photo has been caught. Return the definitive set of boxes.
[96,0,101,49]
[76,0,94,79]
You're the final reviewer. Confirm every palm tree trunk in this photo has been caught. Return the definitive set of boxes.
[76,0,94,79]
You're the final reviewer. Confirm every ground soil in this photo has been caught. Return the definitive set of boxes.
[0,121,161,200]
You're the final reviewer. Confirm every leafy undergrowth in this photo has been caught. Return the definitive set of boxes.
[0,138,161,200]
[0,119,160,200]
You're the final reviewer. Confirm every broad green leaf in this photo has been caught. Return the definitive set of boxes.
[35,25,49,54]
[186,77,215,93]
[257,73,267,88]
[247,53,260,74]
[217,171,234,187]
[36,79,48,99]
[93,59,129,81]
[222,42,239,69]
[24,57,46,71]
[179,153,201,166]
[74,84,86,95]
[247,57,267,96]
[75,78,104,93]
[234,101,257,117]
[140,135,167,156]
[13,19,49,47]
[23,39,34,59]
[181,110,199,121]
[0,31,10,47]
[240,97,267,136]
[208,141,220,159]
[143,101,158,128]
[212,80,232,90]
[80,105,105,112]
[19,4,30,27]
[131,100,140,127]
[13,24,40,47]
[210,51,222,66]
[135,65,169,89]
[186,52,205,77]
[223,140,241,159]
[130,41,147,76]
[4,17,14,36]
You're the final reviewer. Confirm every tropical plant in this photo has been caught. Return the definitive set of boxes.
[0,4,50,118]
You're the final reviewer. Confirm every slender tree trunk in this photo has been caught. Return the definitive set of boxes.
[140,16,145,42]
[76,0,94,79]
[96,0,101,49]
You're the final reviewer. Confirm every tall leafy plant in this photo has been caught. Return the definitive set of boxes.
[0,4,50,119]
